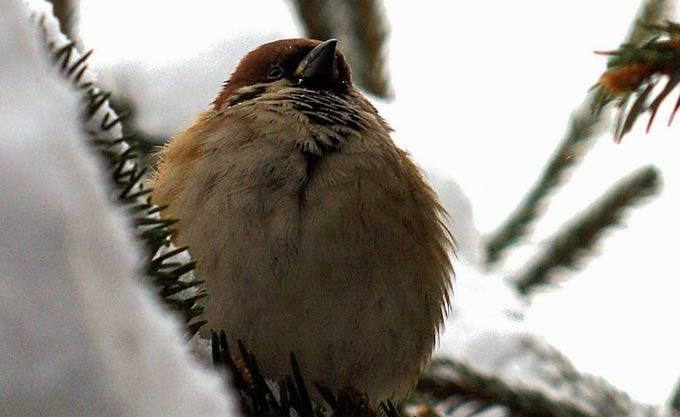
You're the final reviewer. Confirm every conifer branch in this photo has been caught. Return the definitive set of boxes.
[416,338,655,417]
[212,331,399,417]
[484,100,602,267]
[35,9,206,338]
[595,17,680,140]
[513,165,661,295]
[346,0,391,98]
[418,358,597,417]
[669,379,680,416]
[48,0,79,42]
[289,0,392,98]
[105,95,168,169]
[627,0,675,45]
[515,338,654,417]
[484,0,673,267]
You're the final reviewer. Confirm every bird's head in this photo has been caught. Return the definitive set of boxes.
[214,39,353,109]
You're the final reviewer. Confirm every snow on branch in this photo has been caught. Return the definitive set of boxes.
[31,0,207,338]
[484,0,674,267]
[0,1,236,416]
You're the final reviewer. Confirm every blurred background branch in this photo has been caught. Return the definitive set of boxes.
[49,0,80,42]
[626,0,676,45]
[415,333,657,417]
[512,165,661,296]
[418,358,598,417]
[484,99,603,267]
[483,0,674,268]
[669,379,680,416]
[288,0,392,98]
[515,338,654,417]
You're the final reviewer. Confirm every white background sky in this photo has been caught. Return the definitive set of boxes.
[77,0,680,405]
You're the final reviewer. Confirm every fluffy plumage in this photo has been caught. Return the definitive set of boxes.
[151,39,453,403]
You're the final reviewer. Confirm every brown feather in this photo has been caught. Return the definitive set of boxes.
[152,39,453,405]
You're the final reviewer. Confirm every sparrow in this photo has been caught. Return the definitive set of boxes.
[151,38,453,404]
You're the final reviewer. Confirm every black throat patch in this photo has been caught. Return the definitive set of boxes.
[288,90,364,131]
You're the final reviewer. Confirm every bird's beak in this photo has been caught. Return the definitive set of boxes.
[294,39,339,84]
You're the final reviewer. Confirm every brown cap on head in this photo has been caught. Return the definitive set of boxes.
[213,38,353,109]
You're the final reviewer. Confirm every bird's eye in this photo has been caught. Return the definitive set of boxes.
[267,65,284,80]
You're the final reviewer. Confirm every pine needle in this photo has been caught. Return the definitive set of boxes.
[38,22,206,338]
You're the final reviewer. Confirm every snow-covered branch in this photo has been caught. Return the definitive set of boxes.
[0,1,236,415]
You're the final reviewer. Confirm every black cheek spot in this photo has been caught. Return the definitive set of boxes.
[228,86,267,107]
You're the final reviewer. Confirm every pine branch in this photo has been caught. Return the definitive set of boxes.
[484,0,674,266]
[289,0,333,42]
[515,338,654,417]
[669,379,680,416]
[408,396,505,417]
[627,0,675,45]
[211,331,399,417]
[35,10,206,338]
[288,0,392,98]
[413,338,656,417]
[106,95,168,170]
[513,165,661,295]
[48,0,79,42]
[595,20,680,140]
[346,0,391,98]
[417,358,597,417]
[484,99,602,267]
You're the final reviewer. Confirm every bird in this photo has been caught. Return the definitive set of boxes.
[151,38,454,404]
